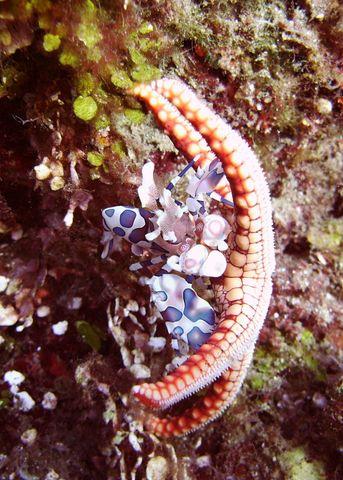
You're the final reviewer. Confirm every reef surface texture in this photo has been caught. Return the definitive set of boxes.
[0,1,342,479]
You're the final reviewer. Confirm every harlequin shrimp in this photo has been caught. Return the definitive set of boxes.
[102,156,234,351]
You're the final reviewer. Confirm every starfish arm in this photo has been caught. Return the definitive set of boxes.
[145,348,253,437]
[130,81,274,411]
[139,79,275,270]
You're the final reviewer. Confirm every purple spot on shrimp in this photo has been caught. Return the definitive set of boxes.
[199,201,206,215]
[187,327,211,349]
[129,224,149,243]
[183,288,215,325]
[139,208,154,220]
[162,306,183,323]
[104,208,114,217]
[173,326,184,336]
[120,209,136,228]
[113,226,125,237]
[209,159,219,170]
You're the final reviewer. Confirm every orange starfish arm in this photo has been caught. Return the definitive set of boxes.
[146,348,253,437]
[130,80,274,412]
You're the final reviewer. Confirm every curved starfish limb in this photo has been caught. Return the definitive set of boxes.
[129,83,232,202]
[144,348,253,437]
[130,82,274,410]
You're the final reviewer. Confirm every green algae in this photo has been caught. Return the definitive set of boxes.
[76,0,102,50]
[138,37,162,52]
[43,33,61,52]
[129,46,147,66]
[249,346,285,391]
[73,95,98,121]
[93,86,111,104]
[129,21,160,51]
[131,64,161,82]
[59,48,79,67]
[250,328,326,391]
[280,448,326,480]
[77,72,96,96]
[138,22,154,35]
[77,23,102,50]
[0,29,12,47]
[300,328,316,348]
[94,114,110,130]
[111,141,126,158]
[82,0,96,15]
[86,46,102,62]
[87,151,104,167]
[110,69,133,89]
[124,108,146,124]
[128,23,161,56]
[76,320,104,352]
[31,0,51,13]
[307,219,343,253]
[38,13,50,30]
[125,21,163,85]
[250,375,265,391]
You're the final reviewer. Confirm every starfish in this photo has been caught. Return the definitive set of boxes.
[129,79,275,437]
